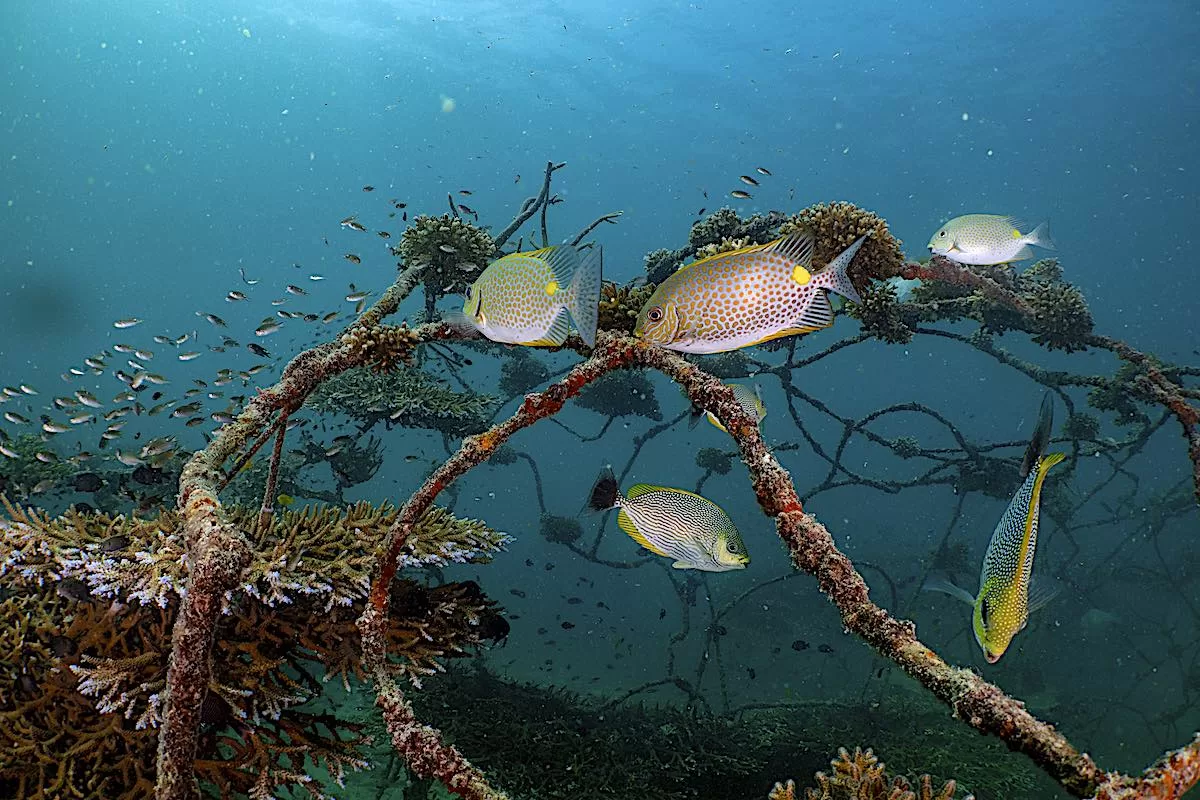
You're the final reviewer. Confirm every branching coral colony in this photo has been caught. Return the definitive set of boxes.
[0,161,1197,799]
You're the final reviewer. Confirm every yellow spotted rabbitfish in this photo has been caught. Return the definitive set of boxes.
[689,382,765,434]
[926,393,1065,663]
[927,214,1055,265]
[585,467,749,572]
[459,244,602,347]
[634,231,864,353]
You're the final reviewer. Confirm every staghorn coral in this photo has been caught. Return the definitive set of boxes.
[398,214,496,300]
[598,280,657,334]
[307,365,498,437]
[576,369,662,420]
[781,201,905,291]
[0,498,509,799]
[694,235,751,260]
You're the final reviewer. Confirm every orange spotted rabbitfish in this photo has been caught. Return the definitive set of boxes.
[585,467,749,572]
[927,393,1065,663]
[927,214,1055,265]
[689,382,765,434]
[634,231,864,353]
[459,244,602,347]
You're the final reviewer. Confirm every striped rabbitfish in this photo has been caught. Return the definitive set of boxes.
[586,467,749,572]
[460,244,602,347]
[689,382,765,434]
[927,214,1055,265]
[974,392,1065,663]
[634,231,865,353]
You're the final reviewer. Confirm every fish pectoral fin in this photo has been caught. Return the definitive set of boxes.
[616,509,669,557]
[671,560,694,570]
[1026,580,1060,616]
[519,307,571,347]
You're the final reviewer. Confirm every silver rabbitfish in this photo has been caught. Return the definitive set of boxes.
[460,244,602,347]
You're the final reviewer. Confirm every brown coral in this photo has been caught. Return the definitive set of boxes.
[598,280,657,334]
[795,746,965,800]
[0,499,509,799]
[781,202,906,292]
[341,322,422,372]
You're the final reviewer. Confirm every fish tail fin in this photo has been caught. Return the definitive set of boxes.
[813,236,865,305]
[1038,451,1067,476]
[921,572,976,606]
[1020,393,1055,478]
[1027,220,1056,250]
[584,466,620,513]
[565,245,603,348]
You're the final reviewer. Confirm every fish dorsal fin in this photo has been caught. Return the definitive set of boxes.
[1003,216,1029,237]
[521,307,570,347]
[765,232,815,266]
[528,245,580,286]
[616,508,669,556]
[795,291,834,330]
[675,241,774,274]
[625,483,667,500]
[626,483,705,502]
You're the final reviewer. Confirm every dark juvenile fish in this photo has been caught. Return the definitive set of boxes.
[561,621,575,630]
[791,639,809,651]
[458,189,472,195]
[362,185,374,192]
[345,254,362,264]
[739,175,760,186]
[730,190,752,199]
[818,643,834,654]
[756,166,772,176]
[247,343,271,357]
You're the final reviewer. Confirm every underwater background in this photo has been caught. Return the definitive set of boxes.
[2,1,1199,799]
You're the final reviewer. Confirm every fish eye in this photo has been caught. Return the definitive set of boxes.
[647,306,664,323]
[727,540,740,553]
[939,230,947,237]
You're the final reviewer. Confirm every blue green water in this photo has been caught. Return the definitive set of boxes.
[2,2,1198,798]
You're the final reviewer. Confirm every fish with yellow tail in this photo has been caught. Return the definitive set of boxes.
[634,231,865,353]
[927,214,1055,265]
[585,467,750,572]
[689,382,765,434]
[452,244,602,347]
[925,393,1065,663]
